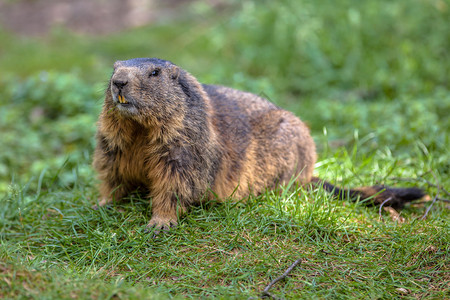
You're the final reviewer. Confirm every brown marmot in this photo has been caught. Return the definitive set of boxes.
[93,58,424,230]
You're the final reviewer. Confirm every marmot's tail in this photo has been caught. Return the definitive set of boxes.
[311,177,425,208]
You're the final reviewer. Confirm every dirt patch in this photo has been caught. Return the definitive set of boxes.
[0,0,193,36]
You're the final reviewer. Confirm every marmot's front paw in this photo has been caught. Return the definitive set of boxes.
[92,198,112,210]
[145,216,177,236]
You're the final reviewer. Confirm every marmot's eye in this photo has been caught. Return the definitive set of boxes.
[149,68,160,77]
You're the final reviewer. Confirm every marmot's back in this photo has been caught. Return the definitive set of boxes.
[201,84,316,199]
[203,84,278,118]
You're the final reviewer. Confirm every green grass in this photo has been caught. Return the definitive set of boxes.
[1,0,449,298]
[1,169,449,298]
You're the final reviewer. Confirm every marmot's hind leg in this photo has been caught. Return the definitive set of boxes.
[247,110,317,191]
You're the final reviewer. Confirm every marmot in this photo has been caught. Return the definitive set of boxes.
[93,58,424,230]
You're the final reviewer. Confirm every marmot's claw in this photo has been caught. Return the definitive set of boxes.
[91,204,112,211]
[145,218,177,236]
[144,225,169,238]
[92,198,113,211]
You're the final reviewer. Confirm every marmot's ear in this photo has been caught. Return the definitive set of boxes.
[113,60,124,69]
[170,66,180,80]
[177,70,191,98]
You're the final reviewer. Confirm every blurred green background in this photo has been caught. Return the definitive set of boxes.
[0,0,449,194]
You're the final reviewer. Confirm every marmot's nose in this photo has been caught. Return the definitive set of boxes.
[113,79,128,90]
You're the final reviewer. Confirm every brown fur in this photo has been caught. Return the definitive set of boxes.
[93,58,424,229]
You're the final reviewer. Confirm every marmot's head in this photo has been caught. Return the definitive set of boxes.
[106,58,194,126]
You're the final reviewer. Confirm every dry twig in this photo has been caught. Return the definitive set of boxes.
[378,197,392,221]
[261,258,302,299]
[421,171,441,220]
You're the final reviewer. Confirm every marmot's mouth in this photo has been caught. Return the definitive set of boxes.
[118,94,129,104]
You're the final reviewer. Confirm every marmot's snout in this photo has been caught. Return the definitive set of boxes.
[113,77,128,90]
[111,72,131,105]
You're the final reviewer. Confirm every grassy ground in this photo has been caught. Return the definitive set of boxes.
[1,0,449,298]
